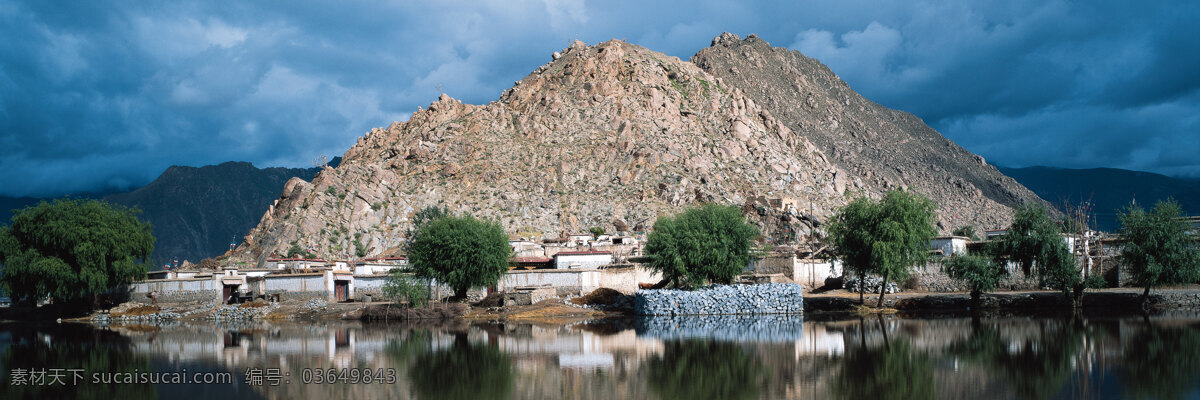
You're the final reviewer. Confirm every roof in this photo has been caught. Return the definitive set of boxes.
[266,258,329,262]
[362,256,407,261]
[554,250,612,256]
[512,256,552,263]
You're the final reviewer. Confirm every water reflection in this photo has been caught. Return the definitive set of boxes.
[409,332,514,400]
[1121,323,1200,400]
[832,338,935,400]
[645,340,764,400]
[2,314,1200,399]
[948,320,1090,400]
[0,323,157,400]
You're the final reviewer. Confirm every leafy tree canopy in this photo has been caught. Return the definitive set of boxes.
[1118,198,1200,297]
[826,190,937,305]
[407,214,510,298]
[993,204,1078,297]
[0,199,154,305]
[644,204,760,290]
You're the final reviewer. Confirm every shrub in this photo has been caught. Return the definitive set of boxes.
[383,272,430,308]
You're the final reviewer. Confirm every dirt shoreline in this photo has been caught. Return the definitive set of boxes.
[4,287,1198,324]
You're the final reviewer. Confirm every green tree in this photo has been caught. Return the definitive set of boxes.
[644,204,760,290]
[993,204,1080,305]
[382,271,430,307]
[943,253,1006,306]
[408,214,510,299]
[588,226,605,239]
[827,190,937,306]
[0,199,154,307]
[1118,198,1200,302]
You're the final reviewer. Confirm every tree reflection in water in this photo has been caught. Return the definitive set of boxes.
[948,320,1087,400]
[645,340,765,400]
[1121,323,1200,400]
[831,338,936,400]
[407,332,514,400]
[0,323,156,400]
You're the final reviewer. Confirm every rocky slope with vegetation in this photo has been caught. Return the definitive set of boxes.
[232,34,1048,266]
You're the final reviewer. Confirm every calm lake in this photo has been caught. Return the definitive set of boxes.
[2,313,1199,400]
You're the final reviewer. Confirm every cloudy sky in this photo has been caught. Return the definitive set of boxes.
[2,0,1197,197]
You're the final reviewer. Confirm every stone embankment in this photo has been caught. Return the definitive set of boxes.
[634,283,803,316]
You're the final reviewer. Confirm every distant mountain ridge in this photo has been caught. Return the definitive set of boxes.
[998,166,1200,232]
[2,158,339,267]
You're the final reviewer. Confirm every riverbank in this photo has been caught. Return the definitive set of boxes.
[4,286,1198,324]
[803,286,1200,315]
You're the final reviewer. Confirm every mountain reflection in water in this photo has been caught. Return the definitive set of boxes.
[1,314,1198,400]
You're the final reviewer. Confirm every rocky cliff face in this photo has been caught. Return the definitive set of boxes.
[233,34,1048,266]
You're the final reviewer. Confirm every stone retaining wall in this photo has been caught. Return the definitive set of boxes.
[129,290,218,305]
[634,283,803,316]
[270,291,327,302]
[908,265,1041,292]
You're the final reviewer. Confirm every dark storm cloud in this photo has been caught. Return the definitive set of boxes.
[1,0,1197,197]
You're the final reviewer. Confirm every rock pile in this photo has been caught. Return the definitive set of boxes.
[843,276,900,294]
[301,299,328,312]
[634,283,803,316]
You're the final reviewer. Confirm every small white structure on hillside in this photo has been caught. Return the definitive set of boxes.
[354,257,407,275]
[567,234,595,247]
[930,236,971,257]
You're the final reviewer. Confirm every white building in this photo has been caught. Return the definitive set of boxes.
[929,236,971,257]
[554,250,613,269]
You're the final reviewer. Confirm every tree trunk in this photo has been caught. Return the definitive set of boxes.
[858,271,865,305]
[877,273,888,308]
[970,289,981,308]
[454,287,468,301]
[1141,286,1152,309]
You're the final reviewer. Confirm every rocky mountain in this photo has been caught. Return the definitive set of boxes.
[232,34,1048,266]
[692,33,1046,232]
[103,161,331,265]
[999,166,1200,232]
